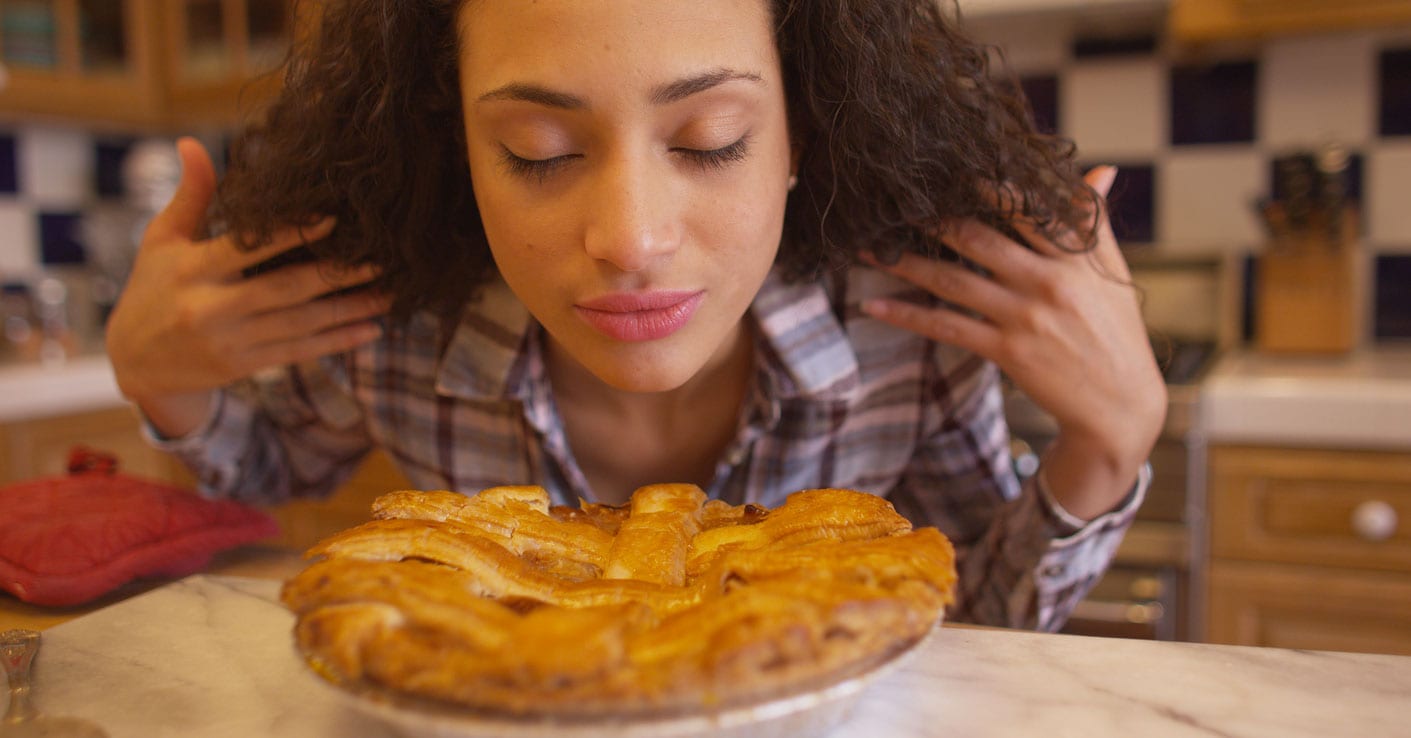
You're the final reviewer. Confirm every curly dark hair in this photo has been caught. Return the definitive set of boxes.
[217,0,1094,320]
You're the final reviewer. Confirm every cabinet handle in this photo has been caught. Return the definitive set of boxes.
[1351,500,1398,542]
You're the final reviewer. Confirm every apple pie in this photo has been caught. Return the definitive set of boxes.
[281,484,956,716]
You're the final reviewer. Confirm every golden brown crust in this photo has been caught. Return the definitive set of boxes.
[284,484,956,716]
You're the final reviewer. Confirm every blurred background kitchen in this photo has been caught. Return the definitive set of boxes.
[0,0,1408,653]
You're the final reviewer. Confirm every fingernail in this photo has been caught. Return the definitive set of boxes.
[1094,166,1118,197]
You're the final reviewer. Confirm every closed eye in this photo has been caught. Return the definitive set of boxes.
[674,135,751,171]
[499,134,752,184]
[498,147,579,183]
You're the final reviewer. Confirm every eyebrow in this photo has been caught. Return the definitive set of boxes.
[475,68,764,109]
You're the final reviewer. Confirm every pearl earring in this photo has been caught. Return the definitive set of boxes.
[787,174,798,191]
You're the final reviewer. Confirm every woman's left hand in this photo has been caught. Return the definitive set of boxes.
[861,166,1166,519]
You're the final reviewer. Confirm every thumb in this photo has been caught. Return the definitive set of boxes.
[1086,165,1118,199]
[146,137,217,243]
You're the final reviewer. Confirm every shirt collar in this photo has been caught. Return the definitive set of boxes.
[434,279,536,401]
[749,270,861,402]
[433,269,862,403]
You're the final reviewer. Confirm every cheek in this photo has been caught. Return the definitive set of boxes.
[703,179,788,267]
[469,164,564,266]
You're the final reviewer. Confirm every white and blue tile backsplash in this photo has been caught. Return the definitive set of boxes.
[1,23,1410,340]
[991,22,1411,341]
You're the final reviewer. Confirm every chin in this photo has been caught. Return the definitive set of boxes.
[589,358,699,394]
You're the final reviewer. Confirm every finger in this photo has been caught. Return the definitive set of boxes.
[1088,165,1118,200]
[961,180,1069,259]
[933,218,1047,288]
[220,216,339,274]
[860,297,1002,359]
[242,320,385,372]
[1080,165,1133,280]
[222,260,383,315]
[243,291,392,346]
[861,251,1022,324]
[145,137,216,243]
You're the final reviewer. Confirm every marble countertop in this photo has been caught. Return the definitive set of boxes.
[1202,346,1411,449]
[4,574,1410,738]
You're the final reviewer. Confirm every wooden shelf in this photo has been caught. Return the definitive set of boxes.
[1172,0,1411,44]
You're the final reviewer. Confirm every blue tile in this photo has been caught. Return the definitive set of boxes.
[1374,254,1411,339]
[94,138,135,199]
[1019,75,1059,136]
[1379,47,1411,137]
[0,132,17,195]
[1103,162,1155,244]
[38,211,86,265]
[1241,254,1257,342]
[1170,61,1258,145]
[1072,34,1158,59]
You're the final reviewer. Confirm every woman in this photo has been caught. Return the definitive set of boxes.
[105,0,1166,630]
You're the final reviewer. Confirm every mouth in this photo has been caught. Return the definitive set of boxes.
[575,290,705,342]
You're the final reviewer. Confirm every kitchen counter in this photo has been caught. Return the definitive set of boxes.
[0,353,126,423]
[1201,346,1411,450]
[3,569,1410,738]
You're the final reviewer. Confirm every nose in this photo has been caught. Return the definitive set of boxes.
[582,154,681,272]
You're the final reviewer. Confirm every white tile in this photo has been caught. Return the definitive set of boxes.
[18,126,93,207]
[966,15,1072,74]
[0,201,39,276]
[1260,32,1376,149]
[1158,148,1267,251]
[1366,142,1411,246]
[1062,58,1165,159]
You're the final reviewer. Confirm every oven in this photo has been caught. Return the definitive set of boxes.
[1007,374,1208,641]
[1003,253,1236,642]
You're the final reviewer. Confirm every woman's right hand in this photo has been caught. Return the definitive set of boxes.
[105,137,389,439]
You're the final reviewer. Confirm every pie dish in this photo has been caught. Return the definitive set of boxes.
[282,484,955,723]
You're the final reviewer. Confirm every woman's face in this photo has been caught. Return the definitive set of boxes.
[458,0,792,393]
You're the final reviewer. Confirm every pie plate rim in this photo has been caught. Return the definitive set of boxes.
[296,618,940,738]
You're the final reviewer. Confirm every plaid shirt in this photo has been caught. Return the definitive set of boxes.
[153,266,1146,630]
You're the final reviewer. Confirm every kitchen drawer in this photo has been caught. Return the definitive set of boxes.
[1209,446,1411,572]
[1208,561,1411,656]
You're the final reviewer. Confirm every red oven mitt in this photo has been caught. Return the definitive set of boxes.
[0,448,280,606]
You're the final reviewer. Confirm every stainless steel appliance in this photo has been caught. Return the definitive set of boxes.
[1004,253,1238,642]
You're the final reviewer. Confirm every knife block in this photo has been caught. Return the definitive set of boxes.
[1255,219,1362,355]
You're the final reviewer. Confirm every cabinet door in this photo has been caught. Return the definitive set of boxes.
[0,0,165,127]
[163,0,292,126]
[1208,561,1411,656]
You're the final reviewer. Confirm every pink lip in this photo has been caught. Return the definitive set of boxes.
[575,290,704,342]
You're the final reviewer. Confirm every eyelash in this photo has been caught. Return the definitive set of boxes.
[499,135,752,183]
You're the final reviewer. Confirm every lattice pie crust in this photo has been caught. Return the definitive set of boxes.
[282,484,956,716]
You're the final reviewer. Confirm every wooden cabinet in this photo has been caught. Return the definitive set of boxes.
[0,404,192,484]
[0,402,411,552]
[0,0,300,130]
[1206,445,1411,656]
[1172,0,1411,45]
